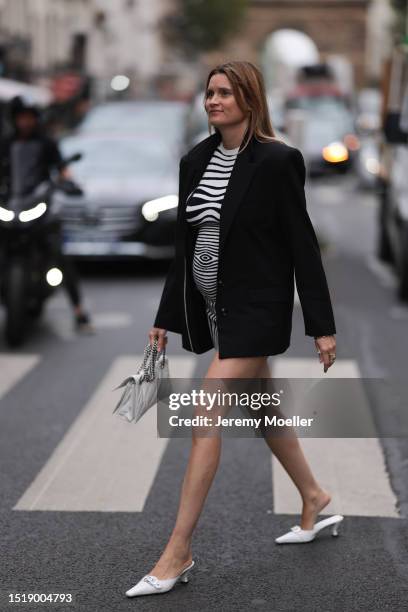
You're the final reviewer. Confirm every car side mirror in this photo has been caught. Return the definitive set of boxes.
[57,179,84,196]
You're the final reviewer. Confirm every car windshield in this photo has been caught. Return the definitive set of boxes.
[286,96,354,133]
[60,137,175,179]
[78,102,188,142]
[287,96,351,114]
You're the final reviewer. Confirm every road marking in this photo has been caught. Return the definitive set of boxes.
[271,357,359,379]
[46,308,133,338]
[0,354,41,400]
[365,256,397,289]
[13,355,196,512]
[92,312,133,328]
[270,358,399,518]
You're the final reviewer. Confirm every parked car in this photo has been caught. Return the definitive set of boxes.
[55,133,180,260]
[377,47,408,301]
[378,145,408,299]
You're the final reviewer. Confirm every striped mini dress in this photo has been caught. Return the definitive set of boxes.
[185,141,240,350]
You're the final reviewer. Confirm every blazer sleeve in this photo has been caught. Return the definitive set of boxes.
[153,156,187,333]
[278,147,336,338]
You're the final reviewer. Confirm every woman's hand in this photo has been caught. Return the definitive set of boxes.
[149,327,168,352]
[314,335,336,373]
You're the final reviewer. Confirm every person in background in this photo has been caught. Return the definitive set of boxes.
[0,96,94,333]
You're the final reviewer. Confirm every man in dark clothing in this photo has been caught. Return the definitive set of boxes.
[0,97,94,333]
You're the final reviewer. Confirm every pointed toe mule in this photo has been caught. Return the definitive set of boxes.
[275,514,344,544]
[125,560,195,597]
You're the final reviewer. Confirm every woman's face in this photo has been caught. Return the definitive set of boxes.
[205,73,248,128]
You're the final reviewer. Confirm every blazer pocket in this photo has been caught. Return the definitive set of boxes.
[248,287,292,302]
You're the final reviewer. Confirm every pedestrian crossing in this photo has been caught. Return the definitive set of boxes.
[0,354,41,400]
[13,356,195,512]
[271,358,399,518]
[0,352,399,518]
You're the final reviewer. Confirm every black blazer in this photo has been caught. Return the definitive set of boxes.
[153,130,336,359]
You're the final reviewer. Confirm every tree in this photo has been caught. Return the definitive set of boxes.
[391,0,408,43]
[161,0,248,57]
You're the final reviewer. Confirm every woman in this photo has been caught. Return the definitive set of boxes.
[126,61,339,598]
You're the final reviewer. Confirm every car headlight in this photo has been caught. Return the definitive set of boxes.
[19,202,47,223]
[0,206,15,222]
[322,142,349,163]
[46,267,63,286]
[141,195,178,222]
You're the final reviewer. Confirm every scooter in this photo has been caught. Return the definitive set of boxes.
[0,153,82,346]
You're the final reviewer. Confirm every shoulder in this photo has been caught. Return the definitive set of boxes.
[254,137,304,165]
[255,138,305,184]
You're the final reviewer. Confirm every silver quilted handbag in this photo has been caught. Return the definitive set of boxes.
[112,337,169,424]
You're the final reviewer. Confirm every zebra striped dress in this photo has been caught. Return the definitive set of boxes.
[185,141,240,349]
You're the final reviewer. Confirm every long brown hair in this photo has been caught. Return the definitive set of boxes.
[204,60,279,152]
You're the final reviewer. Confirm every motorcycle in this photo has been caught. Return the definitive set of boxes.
[0,153,82,347]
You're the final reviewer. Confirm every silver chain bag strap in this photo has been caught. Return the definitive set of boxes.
[112,337,169,424]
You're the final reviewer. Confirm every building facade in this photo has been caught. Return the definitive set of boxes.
[0,0,173,96]
[202,0,385,89]
[0,0,396,98]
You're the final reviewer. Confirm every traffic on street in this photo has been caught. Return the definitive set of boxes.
[0,1,407,611]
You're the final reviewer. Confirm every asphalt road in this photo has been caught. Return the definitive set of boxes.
[1,172,407,612]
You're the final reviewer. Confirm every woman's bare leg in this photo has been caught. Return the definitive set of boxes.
[257,360,331,529]
[147,352,268,580]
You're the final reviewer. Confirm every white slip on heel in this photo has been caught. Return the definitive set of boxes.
[275,514,344,544]
[125,560,195,597]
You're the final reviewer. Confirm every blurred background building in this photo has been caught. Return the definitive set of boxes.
[0,0,400,101]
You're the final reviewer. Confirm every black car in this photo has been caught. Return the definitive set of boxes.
[55,134,180,260]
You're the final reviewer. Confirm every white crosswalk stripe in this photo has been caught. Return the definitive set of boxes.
[8,352,399,518]
[0,354,41,400]
[13,355,196,512]
[271,358,400,518]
